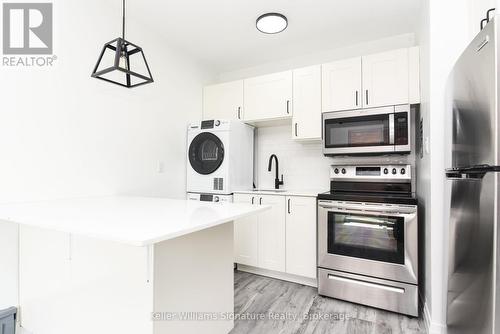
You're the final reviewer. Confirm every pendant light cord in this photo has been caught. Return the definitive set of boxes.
[122,0,125,40]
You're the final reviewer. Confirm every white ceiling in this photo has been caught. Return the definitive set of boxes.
[125,0,421,73]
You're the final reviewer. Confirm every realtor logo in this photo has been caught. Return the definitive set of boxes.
[3,3,53,55]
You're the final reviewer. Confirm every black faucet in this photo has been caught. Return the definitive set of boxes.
[268,154,284,189]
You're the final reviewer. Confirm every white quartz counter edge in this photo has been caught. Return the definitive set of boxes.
[233,190,324,198]
[0,196,269,247]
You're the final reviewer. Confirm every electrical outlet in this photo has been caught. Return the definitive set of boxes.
[157,161,165,174]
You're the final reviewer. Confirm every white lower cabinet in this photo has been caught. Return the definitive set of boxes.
[258,195,286,272]
[234,193,317,282]
[285,196,317,279]
[233,194,259,267]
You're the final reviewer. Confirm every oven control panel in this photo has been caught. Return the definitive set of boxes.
[330,165,411,180]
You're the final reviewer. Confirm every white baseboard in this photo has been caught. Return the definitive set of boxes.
[237,264,318,287]
[423,301,447,334]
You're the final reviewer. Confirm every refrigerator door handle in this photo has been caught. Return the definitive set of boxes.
[446,172,485,180]
[445,165,500,178]
[445,165,500,179]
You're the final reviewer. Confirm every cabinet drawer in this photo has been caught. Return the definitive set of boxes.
[318,268,418,317]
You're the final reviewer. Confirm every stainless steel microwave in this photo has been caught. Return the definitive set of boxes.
[322,105,411,156]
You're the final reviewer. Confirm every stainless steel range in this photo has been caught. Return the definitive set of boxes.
[317,164,418,317]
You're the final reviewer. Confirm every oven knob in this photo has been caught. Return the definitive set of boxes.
[334,168,339,174]
[215,120,221,127]
[214,196,220,202]
[392,168,397,175]
[341,168,346,174]
[383,168,389,175]
[401,168,406,175]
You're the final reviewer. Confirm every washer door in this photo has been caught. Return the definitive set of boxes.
[188,132,225,175]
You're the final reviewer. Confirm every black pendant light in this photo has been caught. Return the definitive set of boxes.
[91,0,153,88]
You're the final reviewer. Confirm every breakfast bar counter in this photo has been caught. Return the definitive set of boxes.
[0,196,268,334]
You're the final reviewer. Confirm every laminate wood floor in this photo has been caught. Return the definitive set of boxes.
[231,270,426,334]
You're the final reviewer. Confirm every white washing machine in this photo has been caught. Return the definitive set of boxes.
[186,120,254,195]
[187,193,233,203]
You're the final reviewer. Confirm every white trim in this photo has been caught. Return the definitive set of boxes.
[237,264,318,287]
[423,301,447,334]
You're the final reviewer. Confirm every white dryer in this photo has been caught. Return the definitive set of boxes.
[186,120,254,195]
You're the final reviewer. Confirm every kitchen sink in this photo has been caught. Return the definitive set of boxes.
[252,189,287,193]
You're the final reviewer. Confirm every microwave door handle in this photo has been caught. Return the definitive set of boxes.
[389,114,395,145]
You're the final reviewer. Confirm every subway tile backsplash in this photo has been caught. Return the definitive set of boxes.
[253,125,413,191]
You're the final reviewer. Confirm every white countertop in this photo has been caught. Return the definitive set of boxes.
[0,196,268,247]
[233,189,325,198]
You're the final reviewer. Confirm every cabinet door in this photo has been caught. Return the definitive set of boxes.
[203,80,244,121]
[409,46,421,104]
[244,71,292,122]
[322,57,362,112]
[362,48,409,108]
[285,196,317,279]
[258,195,286,272]
[292,65,322,140]
[233,194,259,267]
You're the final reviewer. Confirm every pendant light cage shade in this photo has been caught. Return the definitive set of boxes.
[92,37,154,88]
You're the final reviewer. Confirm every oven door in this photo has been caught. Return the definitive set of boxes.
[318,201,418,284]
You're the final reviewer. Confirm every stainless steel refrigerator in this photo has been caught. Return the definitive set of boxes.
[445,18,499,334]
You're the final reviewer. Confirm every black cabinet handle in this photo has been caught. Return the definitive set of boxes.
[237,107,241,119]
[288,199,291,214]
[365,90,369,105]
[251,197,254,204]
[355,91,359,106]
[295,123,298,137]
[286,100,290,114]
[259,197,262,205]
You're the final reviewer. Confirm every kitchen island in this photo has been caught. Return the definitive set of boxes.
[0,196,268,334]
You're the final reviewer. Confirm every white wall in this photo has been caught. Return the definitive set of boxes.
[417,1,497,333]
[217,34,417,191]
[0,0,214,309]
[217,33,416,83]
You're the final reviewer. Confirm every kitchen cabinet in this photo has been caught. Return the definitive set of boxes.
[409,46,421,104]
[292,65,322,140]
[203,80,244,121]
[285,196,317,279]
[234,193,287,273]
[234,193,317,283]
[258,194,286,272]
[362,48,409,108]
[233,193,259,267]
[244,71,293,122]
[322,57,362,112]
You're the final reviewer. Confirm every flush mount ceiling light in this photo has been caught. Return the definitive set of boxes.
[91,0,154,88]
[256,13,288,34]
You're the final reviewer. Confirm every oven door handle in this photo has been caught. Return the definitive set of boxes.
[318,204,416,216]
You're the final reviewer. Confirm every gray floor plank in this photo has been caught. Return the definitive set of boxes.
[231,270,426,334]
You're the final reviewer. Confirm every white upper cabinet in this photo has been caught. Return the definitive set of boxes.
[203,80,244,121]
[322,57,362,112]
[292,65,322,140]
[244,71,293,122]
[362,48,409,108]
[409,46,421,104]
